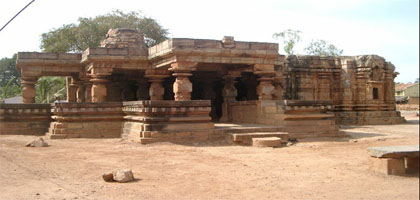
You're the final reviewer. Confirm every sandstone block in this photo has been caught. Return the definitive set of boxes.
[369,157,406,175]
[252,137,285,148]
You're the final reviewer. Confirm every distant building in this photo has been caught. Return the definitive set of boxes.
[395,83,419,104]
[2,96,23,104]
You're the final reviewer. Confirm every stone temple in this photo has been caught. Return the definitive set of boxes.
[0,28,405,144]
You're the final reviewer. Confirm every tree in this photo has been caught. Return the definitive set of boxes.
[35,77,66,103]
[41,10,169,53]
[304,39,343,56]
[0,54,20,87]
[272,29,302,55]
[0,54,21,100]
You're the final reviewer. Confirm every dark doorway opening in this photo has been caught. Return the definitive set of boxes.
[373,88,379,100]
[191,72,223,122]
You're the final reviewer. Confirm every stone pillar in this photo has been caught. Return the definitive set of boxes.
[71,78,86,103]
[220,72,240,122]
[272,77,284,100]
[84,82,92,103]
[148,78,165,100]
[136,79,149,100]
[21,77,37,103]
[66,77,77,103]
[90,75,108,103]
[255,71,275,100]
[202,79,217,120]
[169,62,196,101]
[145,71,168,100]
[172,71,192,101]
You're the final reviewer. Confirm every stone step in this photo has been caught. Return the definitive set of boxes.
[252,137,287,148]
[231,132,289,145]
[214,126,285,134]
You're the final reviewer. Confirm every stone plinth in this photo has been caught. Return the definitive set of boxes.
[334,107,405,125]
[122,100,214,144]
[0,104,52,135]
[48,103,123,139]
[281,100,346,138]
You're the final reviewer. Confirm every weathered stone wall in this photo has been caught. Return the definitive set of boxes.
[333,55,405,125]
[48,102,124,138]
[0,104,52,135]
[285,55,341,104]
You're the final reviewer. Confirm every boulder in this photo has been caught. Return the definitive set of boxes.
[25,138,48,147]
[112,169,134,183]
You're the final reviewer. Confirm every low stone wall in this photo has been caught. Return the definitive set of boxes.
[281,100,345,138]
[230,100,283,125]
[47,102,124,139]
[0,104,52,135]
[122,100,216,144]
[230,101,258,124]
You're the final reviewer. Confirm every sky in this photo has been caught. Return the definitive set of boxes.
[0,0,418,83]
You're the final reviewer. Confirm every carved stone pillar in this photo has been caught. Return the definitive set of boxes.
[172,71,192,101]
[71,78,85,103]
[66,77,77,103]
[84,82,92,103]
[21,77,37,103]
[255,71,275,100]
[169,62,196,101]
[220,72,240,122]
[136,79,149,100]
[145,71,168,100]
[272,77,284,100]
[90,75,108,103]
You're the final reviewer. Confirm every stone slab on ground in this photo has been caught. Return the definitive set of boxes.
[232,132,288,145]
[367,145,419,158]
[252,137,286,147]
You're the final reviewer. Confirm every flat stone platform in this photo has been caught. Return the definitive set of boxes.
[367,145,419,158]
[367,145,419,175]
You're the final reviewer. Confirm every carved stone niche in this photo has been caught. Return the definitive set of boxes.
[370,66,385,81]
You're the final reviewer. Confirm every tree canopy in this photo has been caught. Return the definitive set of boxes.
[272,29,302,55]
[304,39,343,56]
[41,10,169,53]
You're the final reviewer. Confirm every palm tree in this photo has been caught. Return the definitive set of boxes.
[35,77,66,103]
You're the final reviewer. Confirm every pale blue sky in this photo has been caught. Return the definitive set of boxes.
[0,0,418,82]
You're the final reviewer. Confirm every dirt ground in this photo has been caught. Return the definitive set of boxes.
[0,112,418,200]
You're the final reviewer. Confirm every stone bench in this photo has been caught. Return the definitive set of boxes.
[367,145,419,175]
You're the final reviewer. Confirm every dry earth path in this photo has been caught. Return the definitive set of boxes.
[0,114,418,200]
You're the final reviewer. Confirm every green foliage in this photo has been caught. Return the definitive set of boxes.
[35,77,66,103]
[0,54,20,87]
[0,54,21,100]
[41,10,169,53]
[273,29,302,55]
[0,77,21,101]
[304,39,343,56]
